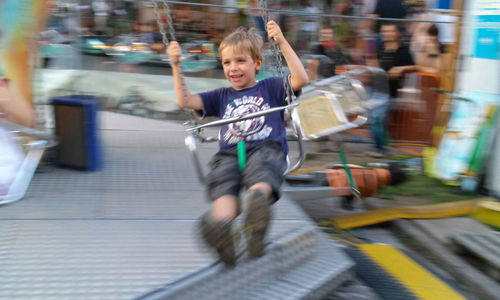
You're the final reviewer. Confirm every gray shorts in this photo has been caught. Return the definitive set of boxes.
[205,141,287,202]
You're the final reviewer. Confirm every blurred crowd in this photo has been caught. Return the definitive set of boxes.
[47,0,453,76]
[45,0,455,155]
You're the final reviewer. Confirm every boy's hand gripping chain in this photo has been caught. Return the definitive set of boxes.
[258,0,294,107]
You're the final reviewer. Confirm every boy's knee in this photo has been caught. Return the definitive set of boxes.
[248,182,273,197]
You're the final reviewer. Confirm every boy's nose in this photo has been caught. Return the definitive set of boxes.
[228,61,238,70]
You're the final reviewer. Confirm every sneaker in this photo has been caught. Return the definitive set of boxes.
[244,190,271,258]
[199,213,237,267]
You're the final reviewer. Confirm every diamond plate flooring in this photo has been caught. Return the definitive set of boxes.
[0,112,325,300]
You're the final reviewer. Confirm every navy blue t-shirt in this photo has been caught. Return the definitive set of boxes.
[199,76,293,154]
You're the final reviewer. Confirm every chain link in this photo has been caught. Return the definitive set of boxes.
[151,0,169,47]
[150,0,194,122]
[258,0,293,106]
[159,0,177,42]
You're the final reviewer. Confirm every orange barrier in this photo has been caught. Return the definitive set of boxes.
[387,73,441,144]
[325,168,391,197]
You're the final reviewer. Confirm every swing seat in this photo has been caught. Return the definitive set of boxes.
[310,66,390,112]
[0,118,55,205]
[292,88,367,140]
[185,102,305,183]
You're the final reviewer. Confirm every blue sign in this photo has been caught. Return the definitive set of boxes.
[474,15,500,59]
[474,28,500,59]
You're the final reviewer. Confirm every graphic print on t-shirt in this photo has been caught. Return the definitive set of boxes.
[222,94,272,144]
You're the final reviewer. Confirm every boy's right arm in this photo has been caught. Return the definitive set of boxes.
[167,42,203,110]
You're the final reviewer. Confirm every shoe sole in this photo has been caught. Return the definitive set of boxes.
[245,190,271,258]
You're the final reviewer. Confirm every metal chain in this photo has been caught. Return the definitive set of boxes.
[150,0,195,122]
[258,0,293,106]
[151,0,169,47]
[159,0,177,42]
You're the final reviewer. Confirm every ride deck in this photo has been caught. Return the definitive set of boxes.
[348,244,467,300]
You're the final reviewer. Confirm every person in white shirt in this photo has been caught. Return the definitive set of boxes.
[92,0,110,35]
[298,0,319,49]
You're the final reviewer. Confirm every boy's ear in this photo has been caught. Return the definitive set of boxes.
[255,58,263,71]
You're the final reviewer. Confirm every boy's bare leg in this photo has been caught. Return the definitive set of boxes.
[245,182,273,258]
[200,195,239,267]
[211,195,239,221]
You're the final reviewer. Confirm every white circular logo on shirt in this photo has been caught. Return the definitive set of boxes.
[230,104,264,137]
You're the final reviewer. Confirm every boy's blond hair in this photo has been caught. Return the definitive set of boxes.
[219,27,264,67]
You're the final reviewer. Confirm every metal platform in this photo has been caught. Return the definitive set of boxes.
[0,112,354,300]
[452,231,500,281]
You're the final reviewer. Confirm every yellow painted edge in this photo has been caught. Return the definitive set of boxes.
[332,199,498,229]
[332,200,479,229]
[359,244,466,300]
[471,210,500,228]
[477,199,500,212]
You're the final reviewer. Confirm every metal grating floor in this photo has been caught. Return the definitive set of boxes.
[451,231,500,281]
[0,112,352,299]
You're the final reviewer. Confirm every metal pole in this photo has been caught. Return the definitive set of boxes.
[153,0,456,24]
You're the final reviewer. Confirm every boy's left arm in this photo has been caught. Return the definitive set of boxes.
[267,21,309,91]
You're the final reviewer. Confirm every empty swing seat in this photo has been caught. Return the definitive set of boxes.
[292,90,360,139]
[0,118,54,205]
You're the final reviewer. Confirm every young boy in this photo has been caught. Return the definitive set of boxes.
[167,21,308,266]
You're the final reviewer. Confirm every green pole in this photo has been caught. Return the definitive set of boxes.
[237,141,246,172]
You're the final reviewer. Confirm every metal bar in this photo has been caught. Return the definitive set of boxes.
[156,0,456,24]
[184,133,206,183]
[286,117,305,174]
[186,104,297,131]
[0,118,57,147]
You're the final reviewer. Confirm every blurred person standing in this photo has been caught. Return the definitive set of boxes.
[174,4,203,44]
[306,23,351,153]
[372,0,406,19]
[298,0,319,50]
[249,0,267,42]
[358,70,391,157]
[60,6,80,37]
[415,23,446,72]
[369,0,407,48]
[92,0,110,35]
[390,24,443,77]
[306,24,351,81]
[357,0,379,64]
[108,0,130,36]
[368,22,414,98]
[366,21,413,157]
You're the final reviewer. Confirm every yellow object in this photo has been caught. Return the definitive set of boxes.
[471,200,500,228]
[422,146,438,178]
[359,244,466,300]
[327,198,500,229]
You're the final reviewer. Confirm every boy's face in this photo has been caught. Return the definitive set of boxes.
[220,46,262,90]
